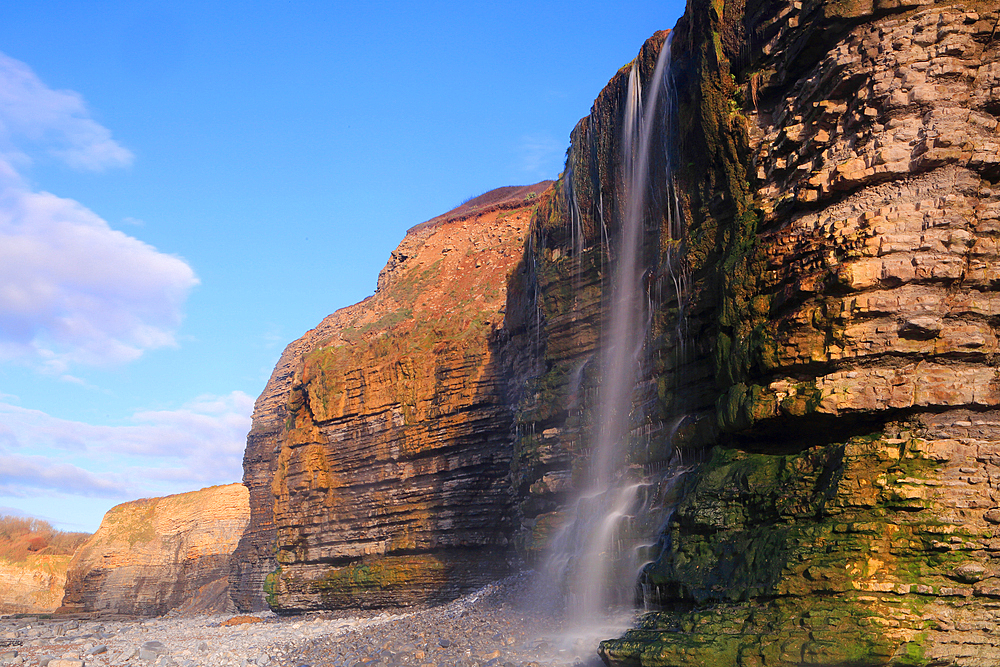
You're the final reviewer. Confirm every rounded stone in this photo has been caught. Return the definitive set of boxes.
[953,562,988,583]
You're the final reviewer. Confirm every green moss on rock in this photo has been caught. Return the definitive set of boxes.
[601,598,899,667]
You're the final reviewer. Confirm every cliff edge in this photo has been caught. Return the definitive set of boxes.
[232,183,549,612]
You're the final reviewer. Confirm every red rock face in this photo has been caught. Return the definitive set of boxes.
[234,185,549,612]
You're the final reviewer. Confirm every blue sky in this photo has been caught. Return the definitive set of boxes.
[0,1,686,532]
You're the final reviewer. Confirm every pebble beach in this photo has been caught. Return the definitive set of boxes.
[0,575,630,667]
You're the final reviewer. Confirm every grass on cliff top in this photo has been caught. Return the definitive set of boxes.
[0,515,90,564]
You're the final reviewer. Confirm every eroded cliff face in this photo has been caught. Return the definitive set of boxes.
[60,484,249,616]
[501,32,717,566]
[232,2,1000,660]
[0,557,73,614]
[249,185,548,612]
[599,1,1000,665]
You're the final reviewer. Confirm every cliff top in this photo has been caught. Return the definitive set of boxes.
[312,181,552,348]
[0,515,89,564]
[407,182,553,235]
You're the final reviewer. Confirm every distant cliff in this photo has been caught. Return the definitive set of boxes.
[0,516,88,614]
[61,484,248,616]
[232,184,549,612]
[0,557,73,614]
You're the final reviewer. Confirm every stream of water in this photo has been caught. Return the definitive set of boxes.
[542,32,689,645]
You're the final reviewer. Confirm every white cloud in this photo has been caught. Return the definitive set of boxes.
[0,51,199,371]
[0,52,133,171]
[0,185,199,370]
[0,455,124,498]
[0,391,253,499]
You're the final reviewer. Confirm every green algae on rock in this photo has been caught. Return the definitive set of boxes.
[600,0,1000,665]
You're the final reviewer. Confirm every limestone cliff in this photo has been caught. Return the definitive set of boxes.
[238,185,548,612]
[500,31,718,565]
[232,1,1000,661]
[0,556,73,614]
[60,484,249,616]
[593,0,1000,665]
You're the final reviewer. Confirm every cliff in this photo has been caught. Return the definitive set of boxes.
[594,0,1000,665]
[60,484,249,616]
[231,0,1000,661]
[0,556,73,614]
[0,517,88,614]
[235,184,548,612]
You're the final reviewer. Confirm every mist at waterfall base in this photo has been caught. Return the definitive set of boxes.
[535,33,691,648]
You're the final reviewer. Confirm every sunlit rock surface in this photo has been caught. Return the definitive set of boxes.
[599,1,1000,665]
[60,484,249,616]
[230,0,1000,660]
[236,185,548,612]
[0,556,73,614]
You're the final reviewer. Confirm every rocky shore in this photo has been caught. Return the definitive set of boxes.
[0,575,613,667]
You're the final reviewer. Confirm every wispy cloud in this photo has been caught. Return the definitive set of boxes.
[0,391,253,499]
[0,51,199,372]
[0,52,133,171]
[0,455,124,498]
[518,133,565,177]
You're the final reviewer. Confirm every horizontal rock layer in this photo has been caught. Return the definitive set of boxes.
[254,185,547,612]
[60,484,249,616]
[0,556,72,614]
[602,0,1000,665]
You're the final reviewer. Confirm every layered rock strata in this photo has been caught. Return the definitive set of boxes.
[501,31,716,566]
[0,556,73,614]
[245,185,548,612]
[60,484,249,616]
[232,1,1000,661]
[598,0,1000,665]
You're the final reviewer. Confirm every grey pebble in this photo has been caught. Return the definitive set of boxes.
[140,641,167,654]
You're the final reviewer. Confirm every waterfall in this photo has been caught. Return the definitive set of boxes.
[541,31,689,642]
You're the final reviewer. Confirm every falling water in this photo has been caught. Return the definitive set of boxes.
[542,32,689,645]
